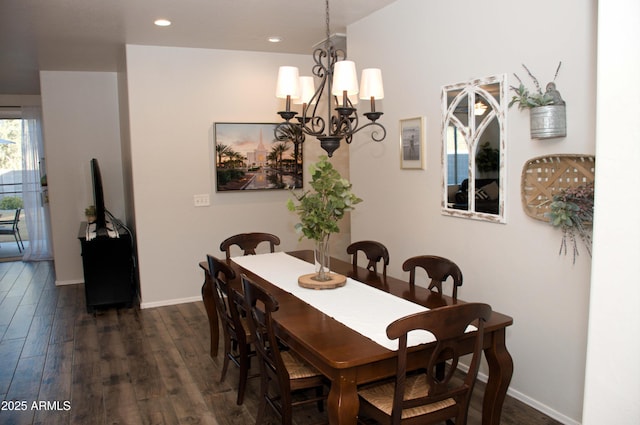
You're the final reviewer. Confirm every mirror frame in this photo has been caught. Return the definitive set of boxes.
[441,74,507,223]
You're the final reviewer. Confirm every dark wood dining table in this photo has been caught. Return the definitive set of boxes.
[199,250,513,425]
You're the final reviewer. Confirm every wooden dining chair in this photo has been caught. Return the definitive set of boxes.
[357,303,492,425]
[220,232,281,260]
[347,241,389,277]
[402,255,463,301]
[347,240,390,277]
[205,255,256,405]
[241,274,326,425]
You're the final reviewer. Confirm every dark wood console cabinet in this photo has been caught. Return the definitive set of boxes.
[78,222,136,313]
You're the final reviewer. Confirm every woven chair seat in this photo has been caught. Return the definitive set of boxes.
[359,374,455,419]
[282,350,322,380]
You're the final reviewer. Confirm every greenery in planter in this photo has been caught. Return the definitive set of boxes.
[545,183,594,263]
[85,205,96,217]
[287,155,362,243]
[509,62,564,109]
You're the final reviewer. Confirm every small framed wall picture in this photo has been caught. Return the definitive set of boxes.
[400,116,425,169]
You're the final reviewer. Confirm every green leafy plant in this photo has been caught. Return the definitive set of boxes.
[84,205,96,217]
[287,155,362,243]
[509,62,563,110]
[545,183,594,263]
[0,196,23,210]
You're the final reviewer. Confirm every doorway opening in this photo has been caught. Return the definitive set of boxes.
[0,109,50,261]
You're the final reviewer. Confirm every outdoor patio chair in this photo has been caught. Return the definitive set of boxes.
[0,208,25,253]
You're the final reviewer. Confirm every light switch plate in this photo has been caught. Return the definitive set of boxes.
[193,194,210,207]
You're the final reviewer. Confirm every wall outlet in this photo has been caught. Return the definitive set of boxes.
[193,194,210,207]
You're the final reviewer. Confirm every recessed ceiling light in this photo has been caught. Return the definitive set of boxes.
[268,36,282,43]
[154,19,172,27]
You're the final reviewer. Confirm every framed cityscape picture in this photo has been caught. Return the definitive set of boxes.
[214,122,303,192]
[399,116,426,169]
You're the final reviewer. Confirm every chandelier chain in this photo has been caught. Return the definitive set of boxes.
[325,0,330,46]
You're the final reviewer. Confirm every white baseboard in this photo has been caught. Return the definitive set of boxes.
[140,295,202,309]
[55,279,83,286]
[51,282,198,309]
[459,363,581,425]
[498,378,580,425]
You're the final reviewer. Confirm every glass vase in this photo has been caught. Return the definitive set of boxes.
[314,236,331,282]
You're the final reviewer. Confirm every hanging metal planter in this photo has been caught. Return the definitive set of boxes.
[530,104,567,139]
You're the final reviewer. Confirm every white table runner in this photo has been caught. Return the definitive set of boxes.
[232,252,435,350]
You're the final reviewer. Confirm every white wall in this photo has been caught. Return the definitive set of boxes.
[124,45,350,308]
[583,0,640,423]
[40,71,125,284]
[348,0,595,423]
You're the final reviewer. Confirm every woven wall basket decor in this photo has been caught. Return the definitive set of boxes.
[521,154,595,222]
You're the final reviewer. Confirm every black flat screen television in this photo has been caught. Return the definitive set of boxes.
[90,158,109,237]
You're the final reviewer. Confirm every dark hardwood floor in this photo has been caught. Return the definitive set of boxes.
[0,260,562,425]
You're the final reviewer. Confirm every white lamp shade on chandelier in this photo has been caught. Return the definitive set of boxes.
[359,68,384,100]
[277,63,380,107]
[276,66,300,99]
[294,76,316,105]
[331,60,359,97]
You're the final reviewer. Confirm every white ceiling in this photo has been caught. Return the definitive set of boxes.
[0,0,397,95]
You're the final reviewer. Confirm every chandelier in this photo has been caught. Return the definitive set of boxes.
[274,0,386,157]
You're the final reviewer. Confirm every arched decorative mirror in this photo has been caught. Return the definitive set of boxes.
[441,74,506,223]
